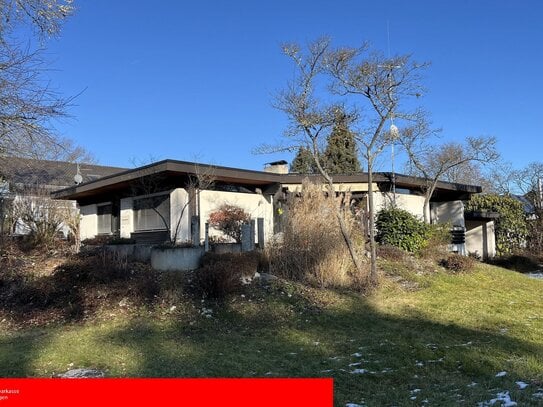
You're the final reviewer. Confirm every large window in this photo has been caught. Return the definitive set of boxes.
[133,194,170,231]
[97,203,112,234]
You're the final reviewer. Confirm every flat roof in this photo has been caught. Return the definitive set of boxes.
[51,159,482,201]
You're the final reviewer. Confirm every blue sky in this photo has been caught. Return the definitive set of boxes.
[39,0,542,171]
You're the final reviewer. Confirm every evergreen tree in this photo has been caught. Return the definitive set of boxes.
[323,112,361,175]
[290,147,318,173]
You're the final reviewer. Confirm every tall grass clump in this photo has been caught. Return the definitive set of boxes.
[269,180,367,289]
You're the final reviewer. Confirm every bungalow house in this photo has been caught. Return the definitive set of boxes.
[51,159,497,258]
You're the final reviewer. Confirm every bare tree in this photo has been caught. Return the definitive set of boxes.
[0,1,89,170]
[324,44,428,284]
[267,37,365,280]
[0,0,75,41]
[10,186,77,247]
[401,131,499,223]
[260,38,429,285]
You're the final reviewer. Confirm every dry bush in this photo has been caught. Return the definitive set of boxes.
[269,181,367,289]
[10,191,76,249]
[377,244,408,261]
[439,254,475,273]
[189,252,260,300]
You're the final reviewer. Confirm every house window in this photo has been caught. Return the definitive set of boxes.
[133,194,170,231]
[97,203,113,234]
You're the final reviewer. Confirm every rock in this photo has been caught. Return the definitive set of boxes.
[57,368,106,378]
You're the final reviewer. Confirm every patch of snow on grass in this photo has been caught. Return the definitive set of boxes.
[350,369,368,374]
[516,381,529,389]
[351,352,362,357]
[495,371,507,377]
[477,391,517,406]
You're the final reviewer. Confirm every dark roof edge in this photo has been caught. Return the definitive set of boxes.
[465,210,500,220]
[51,159,483,199]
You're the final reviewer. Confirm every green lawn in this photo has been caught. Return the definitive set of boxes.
[1,263,542,406]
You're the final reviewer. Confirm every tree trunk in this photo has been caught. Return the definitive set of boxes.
[324,181,364,277]
[423,195,431,224]
[423,184,436,224]
[367,160,378,286]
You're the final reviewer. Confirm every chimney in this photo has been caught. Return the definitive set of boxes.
[264,160,289,174]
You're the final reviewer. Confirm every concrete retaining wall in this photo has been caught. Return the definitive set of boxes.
[105,242,251,272]
[150,246,205,271]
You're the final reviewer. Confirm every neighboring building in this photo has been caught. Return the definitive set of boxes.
[0,157,127,191]
[51,159,495,258]
[0,157,126,236]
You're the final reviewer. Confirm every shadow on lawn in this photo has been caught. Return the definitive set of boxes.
[93,291,542,405]
[0,286,541,404]
[1,265,542,404]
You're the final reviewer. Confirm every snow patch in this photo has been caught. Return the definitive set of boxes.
[350,369,368,374]
[351,352,362,357]
[516,381,529,390]
[477,391,517,406]
[495,371,507,377]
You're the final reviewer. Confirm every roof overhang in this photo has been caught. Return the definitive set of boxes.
[51,159,483,203]
[51,160,283,201]
[465,210,500,221]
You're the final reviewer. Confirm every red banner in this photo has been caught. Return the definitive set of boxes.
[0,378,333,406]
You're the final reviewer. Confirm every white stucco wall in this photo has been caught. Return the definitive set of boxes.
[80,204,98,240]
[120,197,134,238]
[170,188,190,243]
[431,201,465,227]
[374,192,426,220]
[199,190,274,244]
[465,220,496,259]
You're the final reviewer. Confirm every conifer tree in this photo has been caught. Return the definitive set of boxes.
[290,146,318,173]
[323,111,361,175]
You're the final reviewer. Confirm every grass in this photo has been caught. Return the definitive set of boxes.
[0,256,542,406]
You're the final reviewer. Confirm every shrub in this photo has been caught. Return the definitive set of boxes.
[208,204,251,243]
[440,254,475,273]
[465,194,527,256]
[489,254,540,273]
[376,244,408,261]
[82,235,136,246]
[10,192,75,249]
[419,223,452,260]
[268,180,367,289]
[190,252,259,300]
[376,208,429,253]
[107,237,136,245]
